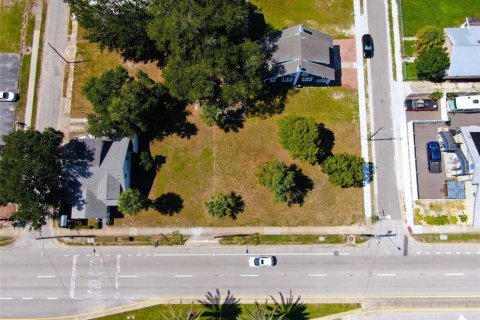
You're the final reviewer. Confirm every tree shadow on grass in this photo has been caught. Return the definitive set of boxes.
[152,192,184,216]
[219,108,245,133]
[198,289,241,320]
[247,85,292,118]
[227,192,245,220]
[288,165,314,206]
[317,123,335,163]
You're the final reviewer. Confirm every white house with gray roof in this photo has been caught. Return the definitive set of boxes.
[63,136,137,220]
[263,25,335,86]
[444,25,480,79]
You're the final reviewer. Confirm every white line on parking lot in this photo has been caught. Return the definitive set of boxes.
[377,273,396,276]
[174,275,194,278]
[240,275,259,277]
[308,274,327,277]
[445,273,464,276]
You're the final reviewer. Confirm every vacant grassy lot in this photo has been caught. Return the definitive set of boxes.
[71,27,163,118]
[119,87,363,228]
[0,0,25,52]
[94,302,360,320]
[401,0,480,36]
[250,0,353,38]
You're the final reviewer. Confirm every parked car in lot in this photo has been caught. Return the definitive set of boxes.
[426,141,442,173]
[0,91,19,102]
[362,34,374,58]
[404,99,438,111]
[248,256,277,267]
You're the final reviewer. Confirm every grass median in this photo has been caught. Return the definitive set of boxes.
[412,233,480,243]
[0,237,15,246]
[219,234,368,245]
[94,302,360,320]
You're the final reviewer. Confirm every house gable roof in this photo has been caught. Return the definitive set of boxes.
[445,26,480,78]
[65,137,132,219]
[264,25,335,80]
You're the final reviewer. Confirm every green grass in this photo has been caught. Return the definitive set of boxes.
[31,2,46,128]
[119,87,363,228]
[0,237,15,247]
[403,40,416,57]
[0,0,25,52]
[413,233,480,243]
[250,0,354,38]
[403,62,418,81]
[94,303,360,320]
[219,234,368,245]
[400,0,480,36]
[387,0,396,81]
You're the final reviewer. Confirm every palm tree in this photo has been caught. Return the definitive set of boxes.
[242,301,284,320]
[198,289,241,320]
[268,291,309,320]
[160,302,202,320]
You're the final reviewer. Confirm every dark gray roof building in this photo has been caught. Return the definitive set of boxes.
[63,136,136,220]
[263,25,335,86]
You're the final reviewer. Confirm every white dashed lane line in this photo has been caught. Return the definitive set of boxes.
[21,298,33,300]
[308,274,327,277]
[36,275,56,278]
[174,275,194,278]
[240,274,259,277]
[47,297,59,300]
[445,273,464,276]
[0,298,13,300]
[119,275,138,278]
[377,273,396,276]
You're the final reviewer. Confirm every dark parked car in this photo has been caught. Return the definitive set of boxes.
[426,141,442,173]
[404,99,438,111]
[362,34,374,58]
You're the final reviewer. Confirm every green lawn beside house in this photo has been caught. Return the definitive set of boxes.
[400,0,480,36]
[0,0,25,52]
[250,0,354,38]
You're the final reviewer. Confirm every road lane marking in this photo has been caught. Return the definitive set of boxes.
[466,252,471,254]
[37,275,56,278]
[456,251,461,254]
[416,252,421,255]
[69,255,78,299]
[446,252,451,254]
[240,275,259,277]
[174,275,194,278]
[64,254,70,257]
[115,254,121,290]
[119,275,138,278]
[47,297,58,300]
[0,298,13,300]
[377,273,396,276]
[425,252,430,255]
[308,274,327,277]
[435,252,441,255]
[21,298,33,300]
[150,252,350,257]
[445,273,464,276]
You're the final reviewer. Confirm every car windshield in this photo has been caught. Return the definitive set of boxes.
[1,92,7,98]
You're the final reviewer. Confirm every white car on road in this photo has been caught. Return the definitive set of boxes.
[0,91,19,102]
[248,256,277,267]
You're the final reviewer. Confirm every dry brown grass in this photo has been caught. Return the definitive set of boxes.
[118,87,364,227]
[71,27,163,118]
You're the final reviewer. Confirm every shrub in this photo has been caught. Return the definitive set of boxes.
[459,214,468,223]
[201,103,226,126]
[277,115,323,164]
[256,160,296,203]
[139,151,155,171]
[424,215,450,225]
[449,215,459,224]
[415,25,444,54]
[205,192,244,218]
[321,153,366,188]
[415,47,450,80]
[118,188,148,215]
[429,91,443,101]
[150,231,186,246]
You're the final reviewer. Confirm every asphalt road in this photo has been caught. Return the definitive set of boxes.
[366,0,401,220]
[35,0,69,131]
[1,240,479,319]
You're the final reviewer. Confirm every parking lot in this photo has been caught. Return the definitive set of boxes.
[0,53,20,145]
[410,108,480,199]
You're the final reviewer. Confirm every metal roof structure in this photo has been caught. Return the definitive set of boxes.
[446,181,466,199]
[444,26,480,79]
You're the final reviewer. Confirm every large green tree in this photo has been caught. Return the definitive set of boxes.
[321,153,366,188]
[83,66,172,139]
[415,25,444,55]
[415,47,450,80]
[65,0,160,62]
[118,188,147,215]
[205,192,244,218]
[256,161,296,204]
[0,128,64,229]
[147,0,266,105]
[278,115,324,164]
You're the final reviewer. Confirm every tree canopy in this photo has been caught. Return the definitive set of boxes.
[205,192,244,218]
[256,161,297,204]
[415,47,450,80]
[321,153,366,188]
[65,0,161,62]
[277,116,324,164]
[0,128,64,229]
[118,188,148,215]
[83,66,173,139]
[415,25,444,55]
